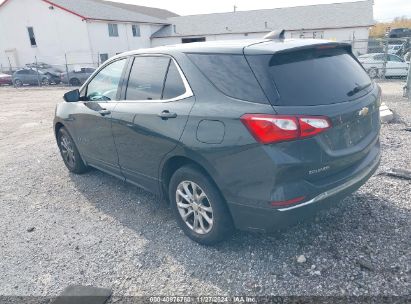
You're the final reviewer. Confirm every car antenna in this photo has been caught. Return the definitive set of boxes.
[263,29,285,40]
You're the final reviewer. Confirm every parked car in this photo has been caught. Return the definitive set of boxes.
[60,67,96,86]
[26,62,62,84]
[12,68,51,86]
[358,53,409,78]
[0,73,13,85]
[54,38,381,244]
[388,44,403,55]
[389,28,411,38]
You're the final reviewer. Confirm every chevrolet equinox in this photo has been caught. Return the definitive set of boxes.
[54,37,381,244]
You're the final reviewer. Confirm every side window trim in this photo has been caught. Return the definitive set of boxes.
[121,54,193,103]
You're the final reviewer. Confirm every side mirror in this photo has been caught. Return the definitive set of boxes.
[63,89,80,102]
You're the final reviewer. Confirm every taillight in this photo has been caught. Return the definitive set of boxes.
[240,114,331,144]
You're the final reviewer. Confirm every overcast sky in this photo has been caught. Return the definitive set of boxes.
[0,0,410,21]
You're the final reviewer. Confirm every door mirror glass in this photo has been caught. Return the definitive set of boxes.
[64,89,80,102]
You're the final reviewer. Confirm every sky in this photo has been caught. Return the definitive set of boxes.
[0,0,410,21]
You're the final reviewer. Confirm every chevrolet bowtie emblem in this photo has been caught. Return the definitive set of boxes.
[358,107,369,117]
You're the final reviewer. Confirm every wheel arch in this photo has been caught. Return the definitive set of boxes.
[69,78,80,85]
[160,154,225,205]
[54,122,65,140]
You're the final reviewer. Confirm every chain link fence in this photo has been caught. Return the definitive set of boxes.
[0,51,104,87]
[0,39,410,89]
[348,37,411,81]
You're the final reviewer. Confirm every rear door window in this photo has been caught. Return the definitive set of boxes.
[247,47,372,106]
[126,56,170,100]
[187,53,268,104]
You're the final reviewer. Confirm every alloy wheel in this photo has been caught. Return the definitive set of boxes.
[176,181,213,235]
[60,134,76,168]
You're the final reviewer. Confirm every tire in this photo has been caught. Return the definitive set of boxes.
[57,127,89,174]
[69,78,81,86]
[14,79,22,87]
[368,67,379,79]
[41,77,49,86]
[169,165,234,245]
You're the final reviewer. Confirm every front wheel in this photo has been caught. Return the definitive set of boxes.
[57,127,89,174]
[169,165,234,245]
[368,67,379,79]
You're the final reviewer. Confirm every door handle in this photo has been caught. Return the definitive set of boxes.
[98,109,111,116]
[159,110,177,120]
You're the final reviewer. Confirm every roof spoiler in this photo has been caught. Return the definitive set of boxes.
[264,30,285,40]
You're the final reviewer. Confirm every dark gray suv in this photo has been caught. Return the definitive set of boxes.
[54,38,381,244]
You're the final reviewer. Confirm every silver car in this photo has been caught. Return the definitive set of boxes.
[60,67,96,86]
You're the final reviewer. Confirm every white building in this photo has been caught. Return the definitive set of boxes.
[0,0,174,70]
[151,0,375,50]
[0,0,374,71]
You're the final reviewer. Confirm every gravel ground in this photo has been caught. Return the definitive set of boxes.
[0,83,409,299]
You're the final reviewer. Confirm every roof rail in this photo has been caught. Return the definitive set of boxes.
[264,30,285,40]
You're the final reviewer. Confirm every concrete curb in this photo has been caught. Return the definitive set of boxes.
[380,102,394,123]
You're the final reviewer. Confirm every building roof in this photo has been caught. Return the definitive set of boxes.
[0,0,172,24]
[89,0,179,20]
[152,0,374,38]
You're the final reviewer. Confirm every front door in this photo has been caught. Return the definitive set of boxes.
[73,58,127,178]
[111,55,195,193]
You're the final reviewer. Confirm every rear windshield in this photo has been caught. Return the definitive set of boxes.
[187,53,268,104]
[247,47,372,106]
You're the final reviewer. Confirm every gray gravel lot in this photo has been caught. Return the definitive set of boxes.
[0,83,410,298]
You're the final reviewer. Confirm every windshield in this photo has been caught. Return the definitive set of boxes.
[247,47,372,106]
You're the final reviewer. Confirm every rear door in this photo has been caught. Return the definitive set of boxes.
[246,44,381,180]
[386,54,408,76]
[111,55,195,193]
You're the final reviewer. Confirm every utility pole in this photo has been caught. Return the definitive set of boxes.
[35,55,41,86]
[405,58,411,100]
[233,5,237,12]
[64,53,70,87]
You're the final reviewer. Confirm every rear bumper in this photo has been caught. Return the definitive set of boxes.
[227,149,380,232]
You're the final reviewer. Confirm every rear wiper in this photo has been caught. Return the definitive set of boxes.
[347,83,371,97]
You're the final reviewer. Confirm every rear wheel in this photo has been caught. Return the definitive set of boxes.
[57,127,89,174]
[14,79,22,87]
[169,165,234,245]
[69,78,81,86]
[368,67,379,79]
[41,77,49,86]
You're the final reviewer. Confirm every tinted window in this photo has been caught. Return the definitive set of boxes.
[187,54,268,103]
[126,56,170,100]
[108,24,119,37]
[374,54,385,61]
[132,24,140,37]
[162,61,186,99]
[27,27,37,46]
[86,58,126,102]
[389,55,403,62]
[247,47,372,106]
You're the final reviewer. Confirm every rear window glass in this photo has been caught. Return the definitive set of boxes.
[247,47,372,106]
[187,54,268,103]
[163,61,186,100]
